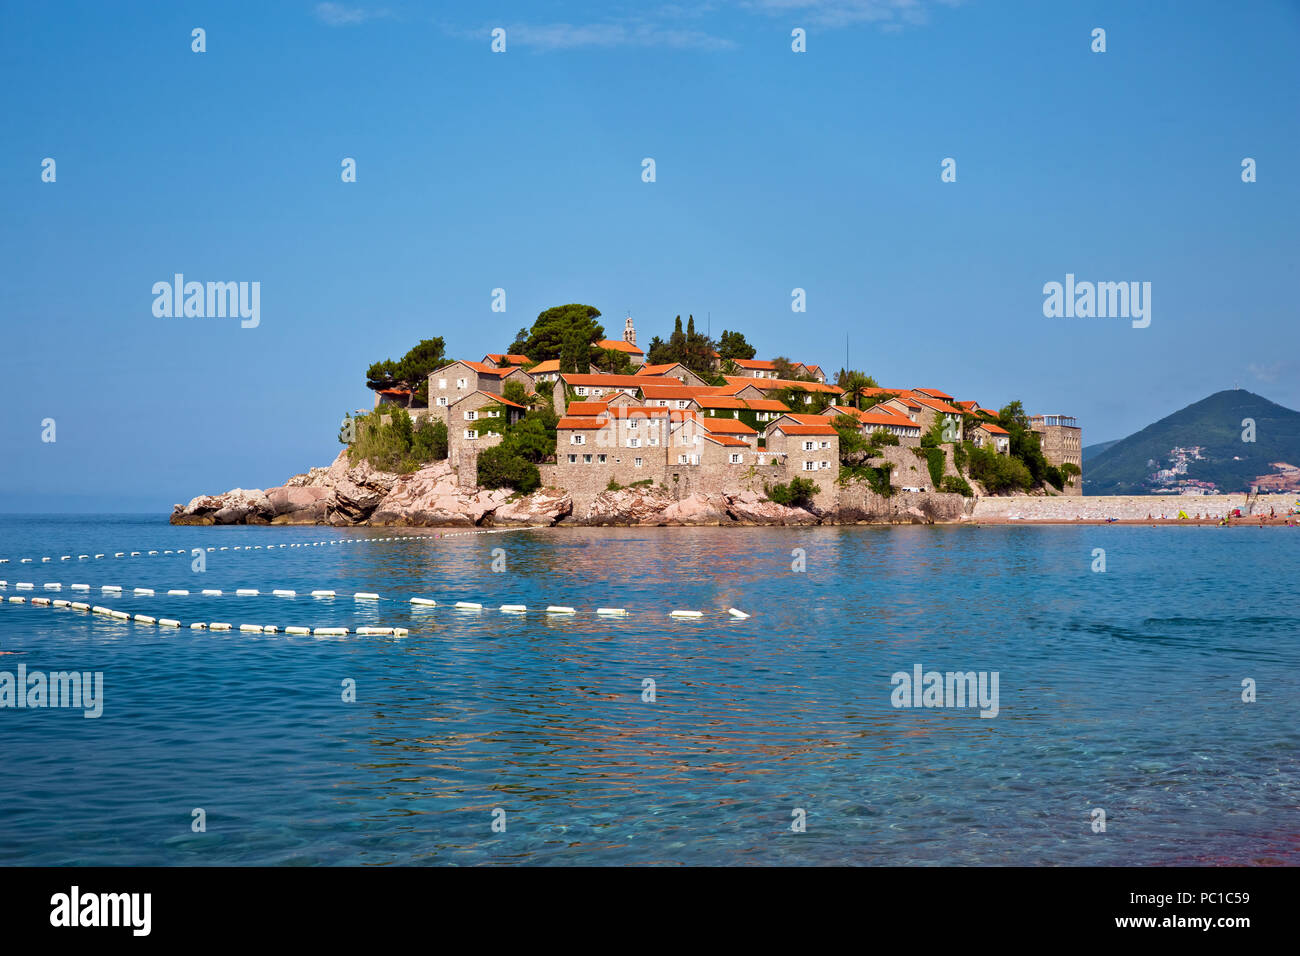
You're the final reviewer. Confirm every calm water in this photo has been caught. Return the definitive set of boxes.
[0,514,1296,866]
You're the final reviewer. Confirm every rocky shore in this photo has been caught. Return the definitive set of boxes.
[170,451,960,527]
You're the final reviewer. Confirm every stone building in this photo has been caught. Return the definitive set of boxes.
[971,422,1011,455]
[1031,414,1083,494]
[428,361,533,421]
[764,415,840,499]
[445,391,526,474]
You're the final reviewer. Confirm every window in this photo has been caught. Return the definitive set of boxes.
[803,395,812,404]
[576,387,588,396]
[597,454,607,464]
[676,400,687,409]
[730,453,742,464]
[438,378,447,389]
[571,434,585,445]
[804,461,815,471]
[456,378,467,389]
[628,437,640,448]
[678,454,689,464]
[820,441,829,449]
[803,441,815,451]
[628,419,638,429]
[649,437,659,446]
[464,429,476,440]
[485,408,499,417]
[634,457,643,468]
[465,410,477,421]
[437,397,448,407]
[567,454,577,464]
[583,454,592,464]
[820,460,831,470]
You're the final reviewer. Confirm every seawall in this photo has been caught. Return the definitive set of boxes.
[970,493,1297,522]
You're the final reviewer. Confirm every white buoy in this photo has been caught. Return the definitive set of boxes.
[101,585,122,592]
[53,599,70,607]
[239,624,262,633]
[114,553,124,557]
[148,550,158,555]
[61,556,71,561]
[546,605,576,614]
[134,614,156,624]
[273,589,296,597]
[71,584,89,591]
[168,590,189,596]
[409,597,437,606]
[596,608,627,616]
[130,552,140,556]
[236,589,259,596]
[354,592,380,601]
[133,588,155,596]
[263,626,278,634]
[94,554,104,559]
[8,596,25,603]
[71,602,90,611]
[43,583,61,590]
[313,627,348,636]
[210,623,232,631]
[311,590,336,598]
[158,619,180,628]
[455,601,483,610]
[191,623,207,630]
[670,610,704,618]
[110,610,130,620]
[728,608,750,619]
[202,589,222,596]
[15,583,33,590]
[499,604,527,613]
[33,597,51,606]
[393,627,409,638]
[285,626,311,636]
[356,626,393,636]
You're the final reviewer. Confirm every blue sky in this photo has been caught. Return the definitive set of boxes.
[2,0,1297,511]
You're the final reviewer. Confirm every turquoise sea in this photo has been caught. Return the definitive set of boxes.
[0,515,1296,865]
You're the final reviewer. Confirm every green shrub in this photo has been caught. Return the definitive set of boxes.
[869,429,900,447]
[967,444,1033,493]
[411,418,448,462]
[477,445,540,493]
[765,477,819,508]
[606,479,623,491]
[941,475,974,496]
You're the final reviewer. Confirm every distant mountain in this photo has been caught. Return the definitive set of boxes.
[1082,439,1120,462]
[1084,390,1300,495]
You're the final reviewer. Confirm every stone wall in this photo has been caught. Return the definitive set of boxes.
[968,492,1298,521]
[834,484,968,522]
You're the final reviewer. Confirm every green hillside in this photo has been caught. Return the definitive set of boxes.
[1082,439,1119,462]
[1084,390,1300,495]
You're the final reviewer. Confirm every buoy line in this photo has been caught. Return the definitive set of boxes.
[2,578,751,624]
[2,593,409,637]
[0,526,534,567]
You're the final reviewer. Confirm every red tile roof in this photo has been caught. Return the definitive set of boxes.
[773,423,838,436]
[723,375,843,394]
[702,434,752,447]
[977,422,1010,435]
[556,417,605,430]
[699,418,758,435]
[913,387,955,401]
[595,339,645,355]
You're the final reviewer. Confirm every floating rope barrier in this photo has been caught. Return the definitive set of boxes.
[1,578,750,626]
[0,526,533,566]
